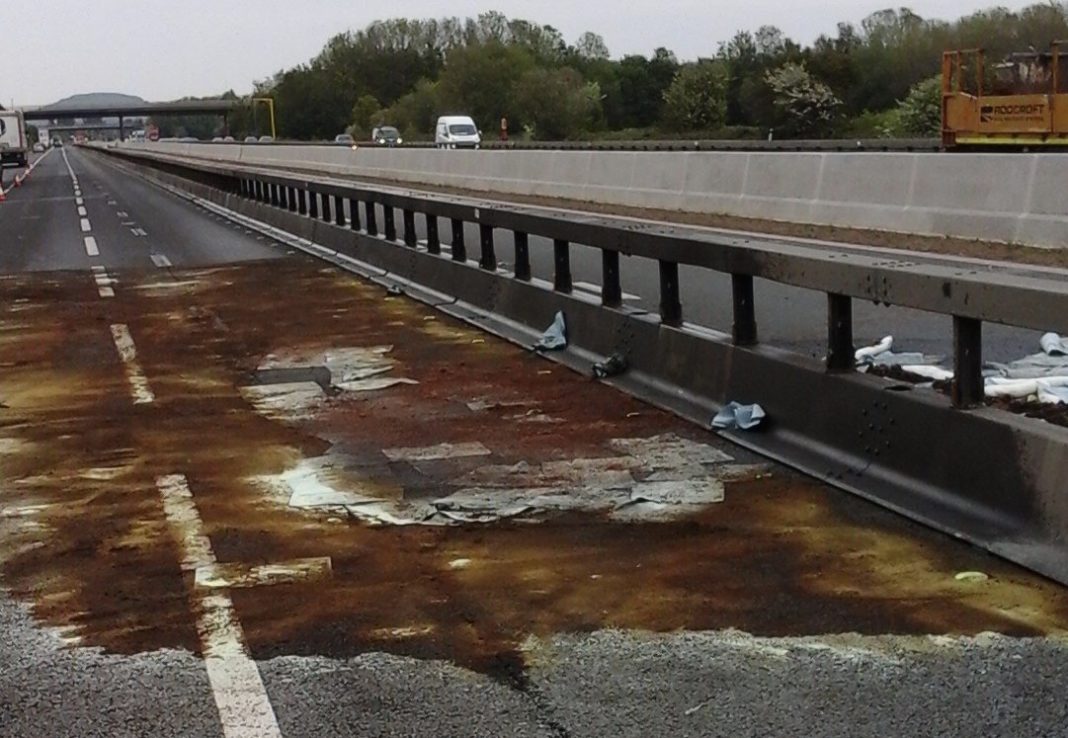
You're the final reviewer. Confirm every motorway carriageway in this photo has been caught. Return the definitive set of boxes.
[0,148,1067,736]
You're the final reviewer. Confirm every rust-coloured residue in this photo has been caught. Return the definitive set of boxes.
[2,260,1068,680]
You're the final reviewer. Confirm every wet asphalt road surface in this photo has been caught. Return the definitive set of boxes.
[0,148,1067,738]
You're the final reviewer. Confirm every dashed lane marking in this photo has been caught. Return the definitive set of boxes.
[116,211,129,218]
[91,267,115,298]
[80,218,92,233]
[83,236,99,257]
[150,254,173,268]
[130,227,148,237]
[75,197,84,206]
[109,324,154,405]
[156,474,284,738]
[77,206,87,217]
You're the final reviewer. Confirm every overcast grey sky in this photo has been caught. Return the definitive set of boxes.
[8,0,1040,105]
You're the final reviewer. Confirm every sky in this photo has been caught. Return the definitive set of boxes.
[6,0,1043,106]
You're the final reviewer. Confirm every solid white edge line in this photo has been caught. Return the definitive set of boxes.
[108,323,154,404]
[84,236,99,256]
[155,474,283,738]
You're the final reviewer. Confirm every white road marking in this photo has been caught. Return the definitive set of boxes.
[83,236,99,256]
[116,211,129,218]
[109,324,154,404]
[92,268,116,298]
[131,227,148,237]
[75,197,84,206]
[156,474,283,738]
[80,218,91,233]
[150,254,173,268]
[61,147,76,179]
[77,206,87,217]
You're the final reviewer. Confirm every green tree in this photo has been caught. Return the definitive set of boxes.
[349,94,383,137]
[661,60,728,132]
[514,67,600,139]
[765,61,842,137]
[437,41,535,130]
[380,79,441,138]
[894,75,942,135]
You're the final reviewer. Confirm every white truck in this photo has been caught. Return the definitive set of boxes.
[0,110,28,168]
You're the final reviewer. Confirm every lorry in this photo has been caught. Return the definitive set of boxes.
[0,110,29,168]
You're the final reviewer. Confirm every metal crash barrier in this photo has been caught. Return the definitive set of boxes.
[94,144,1068,585]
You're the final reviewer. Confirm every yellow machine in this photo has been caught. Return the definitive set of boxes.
[942,42,1068,148]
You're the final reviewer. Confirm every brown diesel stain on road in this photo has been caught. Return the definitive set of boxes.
[2,259,1068,679]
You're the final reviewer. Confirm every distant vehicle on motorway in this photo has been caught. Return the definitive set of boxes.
[0,110,29,168]
[244,136,258,143]
[334,133,355,146]
[434,115,480,149]
[371,126,402,146]
[51,137,63,148]
[258,135,274,143]
[32,142,45,153]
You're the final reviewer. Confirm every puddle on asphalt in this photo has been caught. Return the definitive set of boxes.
[2,261,1068,681]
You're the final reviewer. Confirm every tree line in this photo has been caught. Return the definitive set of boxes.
[165,5,1068,141]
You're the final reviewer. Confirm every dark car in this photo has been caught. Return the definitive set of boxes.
[371,126,402,146]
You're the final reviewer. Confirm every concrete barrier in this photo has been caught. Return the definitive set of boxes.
[126,142,1068,248]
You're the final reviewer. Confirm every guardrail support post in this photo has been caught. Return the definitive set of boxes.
[403,210,417,247]
[252,181,262,201]
[271,183,280,207]
[732,274,757,345]
[320,193,331,222]
[659,260,682,326]
[602,251,622,307]
[953,316,984,408]
[513,232,530,281]
[826,293,853,371]
[451,219,466,262]
[348,198,360,230]
[364,201,377,236]
[288,187,298,212]
[308,190,319,219]
[479,224,496,270]
[426,215,440,254]
[554,239,572,293]
[280,186,289,210]
[298,188,307,215]
[384,206,397,241]
[334,195,346,227]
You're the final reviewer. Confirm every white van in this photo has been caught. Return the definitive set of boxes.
[434,115,481,149]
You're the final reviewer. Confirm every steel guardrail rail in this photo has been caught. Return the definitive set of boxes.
[92,143,1068,585]
[106,145,1068,405]
[204,138,943,152]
